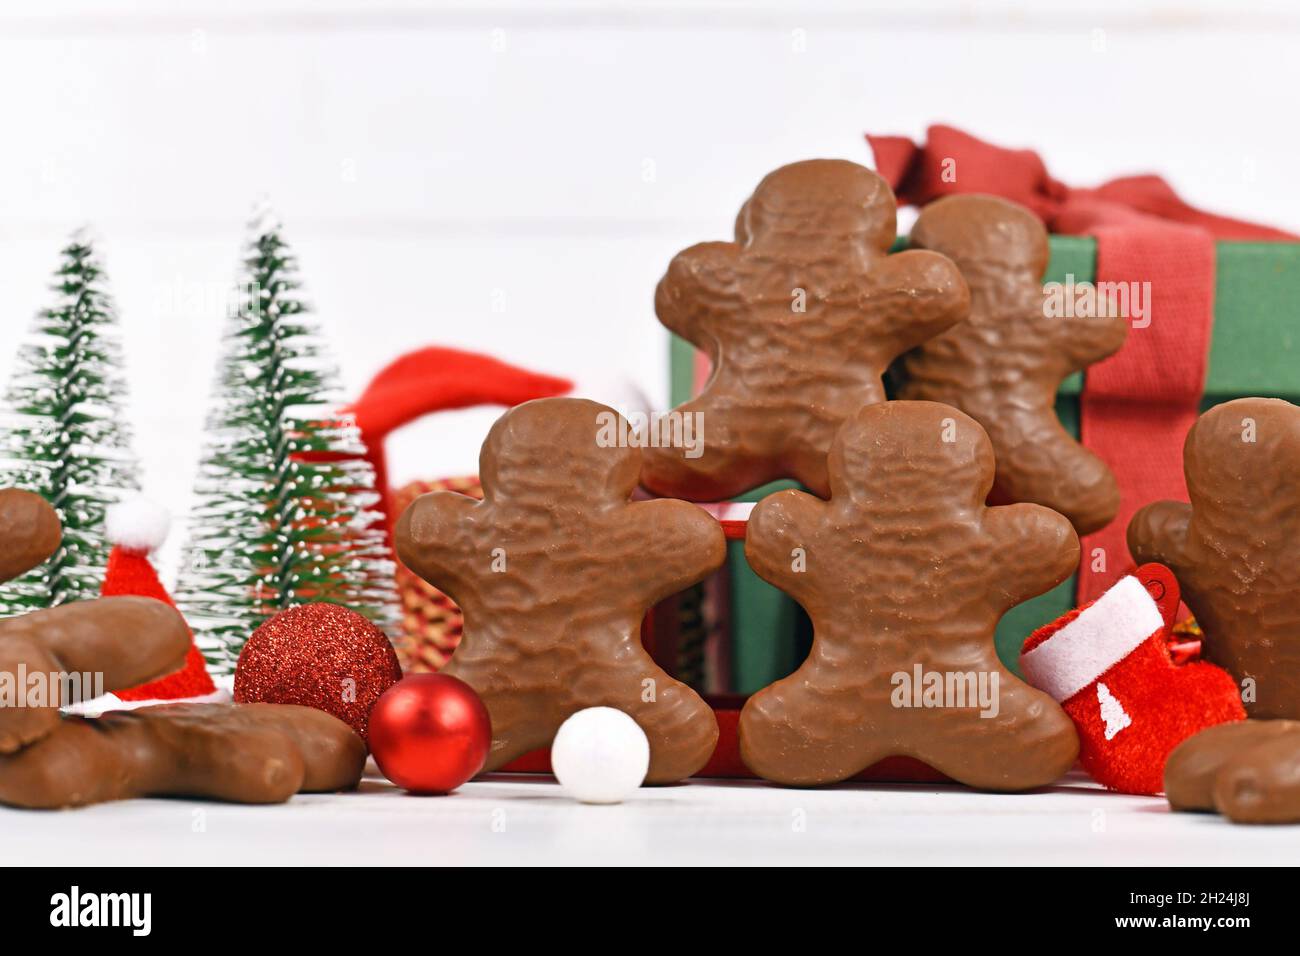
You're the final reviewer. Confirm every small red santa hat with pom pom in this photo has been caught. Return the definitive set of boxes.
[100,495,219,702]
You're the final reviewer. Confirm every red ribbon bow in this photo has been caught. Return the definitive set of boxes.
[869,125,1295,243]
[867,125,1295,601]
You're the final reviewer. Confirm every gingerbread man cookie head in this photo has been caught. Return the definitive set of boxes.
[909,192,1048,279]
[900,194,1126,535]
[740,400,1080,789]
[735,159,896,259]
[1129,397,1300,719]
[644,159,969,502]
[396,397,725,784]
[1180,397,1300,523]
[828,396,994,515]
[478,397,641,506]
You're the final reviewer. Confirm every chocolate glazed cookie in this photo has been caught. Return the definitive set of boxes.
[900,195,1127,535]
[1129,398,1300,719]
[740,401,1080,789]
[396,398,726,783]
[641,159,969,501]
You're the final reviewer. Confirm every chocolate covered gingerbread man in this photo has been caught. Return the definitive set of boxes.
[900,194,1127,535]
[740,401,1080,789]
[396,397,726,783]
[1129,398,1300,719]
[0,488,365,807]
[641,159,969,501]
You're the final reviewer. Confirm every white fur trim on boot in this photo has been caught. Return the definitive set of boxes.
[1020,575,1163,703]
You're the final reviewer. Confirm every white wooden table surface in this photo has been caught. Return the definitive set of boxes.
[2,769,1293,866]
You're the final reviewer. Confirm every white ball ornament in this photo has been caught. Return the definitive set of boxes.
[551,707,651,804]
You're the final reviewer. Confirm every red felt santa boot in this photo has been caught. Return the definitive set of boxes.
[101,496,220,703]
[1019,563,1245,795]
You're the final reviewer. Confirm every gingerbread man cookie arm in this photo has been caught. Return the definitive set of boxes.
[983,503,1081,607]
[0,489,61,581]
[616,499,727,602]
[393,489,482,600]
[743,489,829,606]
[990,409,1121,537]
[1050,307,1129,371]
[1127,500,1193,572]
[654,242,740,344]
[869,250,971,355]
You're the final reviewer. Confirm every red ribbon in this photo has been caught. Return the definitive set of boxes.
[342,347,571,538]
[867,125,1296,601]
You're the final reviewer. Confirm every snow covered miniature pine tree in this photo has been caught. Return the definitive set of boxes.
[175,204,398,673]
[0,233,140,613]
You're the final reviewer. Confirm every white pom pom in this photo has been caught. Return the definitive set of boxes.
[551,707,650,804]
[105,495,171,553]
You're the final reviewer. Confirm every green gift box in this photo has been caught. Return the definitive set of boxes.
[668,235,1300,694]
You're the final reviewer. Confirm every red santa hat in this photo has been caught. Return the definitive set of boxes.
[342,346,571,534]
[99,496,220,703]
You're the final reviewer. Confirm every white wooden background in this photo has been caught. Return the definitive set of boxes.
[2,0,1298,581]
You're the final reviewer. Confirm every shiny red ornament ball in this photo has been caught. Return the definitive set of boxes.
[233,602,403,741]
[368,674,492,794]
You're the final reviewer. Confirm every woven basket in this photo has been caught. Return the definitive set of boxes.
[391,476,483,672]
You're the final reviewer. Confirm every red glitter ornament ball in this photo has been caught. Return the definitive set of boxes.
[233,603,403,741]
[369,674,492,794]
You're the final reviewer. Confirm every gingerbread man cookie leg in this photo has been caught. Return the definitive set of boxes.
[900,195,1127,535]
[1128,398,1300,719]
[0,703,365,809]
[740,401,1079,789]
[244,702,371,793]
[1212,734,1300,824]
[642,159,969,501]
[0,599,191,753]
[0,598,191,694]
[1165,720,1300,812]
[396,398,725,784]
